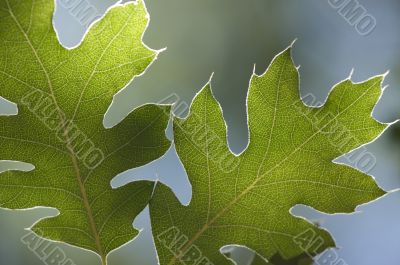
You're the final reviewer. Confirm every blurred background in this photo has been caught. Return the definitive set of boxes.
[1,0,400,264]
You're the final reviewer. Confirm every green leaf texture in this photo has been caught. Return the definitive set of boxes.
[150,47,386,265]
[250,252,312,265]
[0,0,170,262]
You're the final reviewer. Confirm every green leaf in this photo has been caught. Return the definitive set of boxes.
[250,252,313,265]
[223,248,312,265]
[0,0,170,263]
[149,47,386,265]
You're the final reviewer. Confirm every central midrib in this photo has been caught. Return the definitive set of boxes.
[6,1,106,262]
